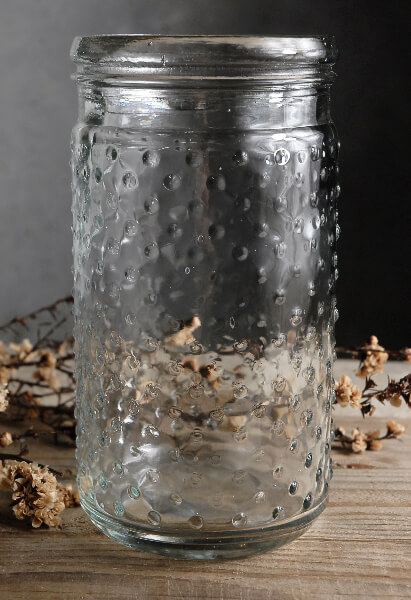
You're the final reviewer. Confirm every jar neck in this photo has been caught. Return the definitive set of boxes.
[77,82,332,130]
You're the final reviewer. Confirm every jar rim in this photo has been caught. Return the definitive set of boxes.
[71,35,337,81]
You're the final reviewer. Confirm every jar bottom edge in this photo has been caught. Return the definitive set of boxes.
[80,492,328,560]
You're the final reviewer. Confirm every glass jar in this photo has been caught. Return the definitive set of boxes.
[71,35,339,559]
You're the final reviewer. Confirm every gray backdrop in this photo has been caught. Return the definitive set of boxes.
[0,0,408,346]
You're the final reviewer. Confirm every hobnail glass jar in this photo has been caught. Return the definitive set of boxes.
[71,35,339,559]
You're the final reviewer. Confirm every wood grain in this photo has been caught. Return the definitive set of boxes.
[0,413,410,599]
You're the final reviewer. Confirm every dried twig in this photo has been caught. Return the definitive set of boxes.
[336,346,411,362]
[0,296,73,335]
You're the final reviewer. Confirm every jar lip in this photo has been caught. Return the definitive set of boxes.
[71,35,338,80]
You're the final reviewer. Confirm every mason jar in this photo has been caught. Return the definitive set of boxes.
[70,35,339,559]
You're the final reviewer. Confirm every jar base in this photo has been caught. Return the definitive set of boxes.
[80,493,328,560]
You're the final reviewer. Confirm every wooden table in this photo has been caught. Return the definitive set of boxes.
[1,361,410,600]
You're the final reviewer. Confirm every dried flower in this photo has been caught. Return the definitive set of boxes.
[356,335,389,378]
[334,417,407,453]
[181,358,198,372]
[351,428,367,453]
[335,375,362,408]
[386,420,405,436]
[0,386,9,412]
[20,391,40,419]
[199,363,219,383]
[165,316,201,347]
[56,340,69,356]
[0,460,65,527]
[0,462,14,490]
[0,431,13,447]
[9,338,34,360]
[0,366,11,385]
[39,351,57,368]
[368,439,383,451]
[389,393,402,407]
[33,366,61,390]
[401,348,411,362]
[0,340,10,362]
[58,483,80,508]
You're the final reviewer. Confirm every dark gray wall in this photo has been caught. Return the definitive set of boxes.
[0,0,409,346]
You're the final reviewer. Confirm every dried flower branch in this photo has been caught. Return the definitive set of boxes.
[359,374,411,415]
[0,298,410,515]
[0,297,75,448]
[334,421,405,453]
[334,373,411,418]
[334,333,410,419]
[335,373,411,416]
[0,296,73,336]
[336,342,410,362]
[333,335,408,453]
[0,298,79,526]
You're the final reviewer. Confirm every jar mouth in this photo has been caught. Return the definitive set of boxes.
[71,35,337,83]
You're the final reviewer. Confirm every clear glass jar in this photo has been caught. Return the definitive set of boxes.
[71,35,339,559]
